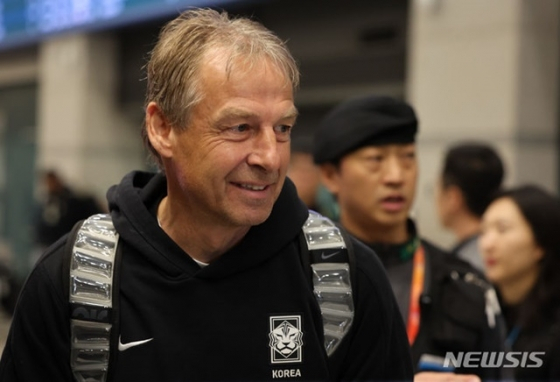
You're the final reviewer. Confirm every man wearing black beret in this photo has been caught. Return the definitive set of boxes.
[314,95,504,381]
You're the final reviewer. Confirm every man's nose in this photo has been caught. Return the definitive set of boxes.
[383,156,404,184]
[247,128,281,171]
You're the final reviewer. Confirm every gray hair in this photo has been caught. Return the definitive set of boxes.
[142,8,300,169]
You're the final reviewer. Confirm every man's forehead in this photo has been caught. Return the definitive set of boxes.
[355,143,416,153]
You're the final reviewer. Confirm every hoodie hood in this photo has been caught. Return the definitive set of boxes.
[106,171,309,279]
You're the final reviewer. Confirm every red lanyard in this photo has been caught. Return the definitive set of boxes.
[406,245,425,345]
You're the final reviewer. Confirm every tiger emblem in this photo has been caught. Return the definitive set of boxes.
[269,318,304,362]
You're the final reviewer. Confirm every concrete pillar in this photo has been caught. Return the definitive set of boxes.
[37,33,145,206]
[406,0,560,246]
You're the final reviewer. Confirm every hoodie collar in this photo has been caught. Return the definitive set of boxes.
[107,171,309,279]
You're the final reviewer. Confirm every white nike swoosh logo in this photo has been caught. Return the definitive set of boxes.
[321,251,341,260]
[118,336,153,351]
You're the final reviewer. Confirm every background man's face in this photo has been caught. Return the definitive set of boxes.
[328,144,418,231]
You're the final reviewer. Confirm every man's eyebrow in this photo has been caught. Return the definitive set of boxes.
[282,107,299,121]
[216,106,299,122]
[216,108,255,121]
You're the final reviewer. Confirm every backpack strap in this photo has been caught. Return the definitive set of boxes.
[66,214,119,382]
[301,210,355,356]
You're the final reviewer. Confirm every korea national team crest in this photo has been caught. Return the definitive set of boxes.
[269,315,304,364]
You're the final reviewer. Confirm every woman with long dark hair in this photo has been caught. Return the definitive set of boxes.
[480,185,560,381]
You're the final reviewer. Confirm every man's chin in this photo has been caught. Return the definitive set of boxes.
[236,208,274,227]
[379,212,409,226]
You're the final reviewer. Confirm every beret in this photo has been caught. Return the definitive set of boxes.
[313,95,418,164]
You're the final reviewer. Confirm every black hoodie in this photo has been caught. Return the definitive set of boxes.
[0,171,413,381]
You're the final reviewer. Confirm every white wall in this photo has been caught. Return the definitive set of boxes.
[37,33,145,206]
[407,0,560,248]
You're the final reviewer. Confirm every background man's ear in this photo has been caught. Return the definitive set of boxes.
[145,102,173,159]
[447,185,466,211]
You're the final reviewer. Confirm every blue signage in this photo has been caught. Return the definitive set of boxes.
[0,0,255,51]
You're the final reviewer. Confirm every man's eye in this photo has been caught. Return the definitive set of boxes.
[274,125,292,134]
[231,124,250,133]
[274,125,292,142]
[400,152,416,166]
[365,156,383,162]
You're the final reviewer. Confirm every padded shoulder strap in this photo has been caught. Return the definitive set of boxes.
[301,210,354,357]
[68,213,119,382]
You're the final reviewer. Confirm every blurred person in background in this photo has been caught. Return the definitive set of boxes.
[287,136,321,209]
[314,94,503,382]
[33,169,103,249]
[288,135,339,220]
[436,143,504,271]
[0,9,413,381]
[480,185,560,381]
[0,261,18,317]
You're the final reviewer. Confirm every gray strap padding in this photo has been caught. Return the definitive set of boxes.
[302,210,354,356]
[69,214,118,382]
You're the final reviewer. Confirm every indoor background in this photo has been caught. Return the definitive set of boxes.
[0,0,558,283]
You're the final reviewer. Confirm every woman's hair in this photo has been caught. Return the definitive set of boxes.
[142,8,300,169]
[493,185,560,326]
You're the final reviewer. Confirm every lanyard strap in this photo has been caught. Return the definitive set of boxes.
[406,244,425,345]
[505,325,521,349]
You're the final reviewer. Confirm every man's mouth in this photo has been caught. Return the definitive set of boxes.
[381,196,406,212]
[236,183,267,191]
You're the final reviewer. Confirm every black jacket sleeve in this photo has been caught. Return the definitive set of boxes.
[330,239,414,381]
[0,240,73,381]
[415,242,506,380]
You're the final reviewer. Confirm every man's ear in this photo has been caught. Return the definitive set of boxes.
[319,163,341,196]
[447,185,465,211]
[145,102,173,160]
[533,245,545,263]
